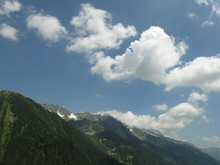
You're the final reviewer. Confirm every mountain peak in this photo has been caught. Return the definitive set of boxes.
[42,104,77,120]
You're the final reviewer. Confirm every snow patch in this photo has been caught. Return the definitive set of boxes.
[57,111,64,118]
[68,113,77,120]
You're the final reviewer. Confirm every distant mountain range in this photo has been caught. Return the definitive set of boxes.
[202,147,220,162]
[43,103,220,165]
[0,90,219,165]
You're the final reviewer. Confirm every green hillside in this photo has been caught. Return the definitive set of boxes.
[0,90,121,165]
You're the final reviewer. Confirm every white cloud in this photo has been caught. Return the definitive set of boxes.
[66,3,137,53]
[87,25,220,93]
[188,91,208,105]
[201,115,210,123]
[99,92,205,139]
[195,0,220,27]
[195,0,210,6]
[0,23,18,40]
[95,94,102,98]
[0,0,21,16]
[187,12,198,19]
[155,102,204,139]
[26,12,67,42]
[99,110,156,129]
[211,2,220,16]
[153,103,168,111]
[90,26,188,83]
[166,56,220,92]
[201,20,215,28]
[202,136,220,143]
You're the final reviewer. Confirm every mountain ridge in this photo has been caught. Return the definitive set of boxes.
[0,90,121,165]
[202,147,220,162]
[1,92,219,165]
[43,103,220,165]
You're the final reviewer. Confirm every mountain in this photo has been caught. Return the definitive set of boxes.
[131,127,220,165]
[65,111,220,165]
[202,147,220,162]
[3,93,219,165]
[41,104,77,120]
[68,113,177,165]
[0,90,121,165]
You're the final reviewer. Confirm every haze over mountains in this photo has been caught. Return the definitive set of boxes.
[0,90,219,165]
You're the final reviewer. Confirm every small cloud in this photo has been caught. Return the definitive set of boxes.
[0,0,21,16]
[201,20,215,28]
[180,94,185,98]
[195,0,210,6]
[26,12,67,42]
[153,103,168,111]
[195,0,220,26]
[187,12,198,19]
[0,23,18,41]
[95,94,102,98]
[202,136,220,143]
[201,115,210,123]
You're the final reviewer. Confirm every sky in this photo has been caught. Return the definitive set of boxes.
[0,0,220,148]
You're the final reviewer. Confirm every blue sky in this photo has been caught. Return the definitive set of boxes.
[1,0,220,148]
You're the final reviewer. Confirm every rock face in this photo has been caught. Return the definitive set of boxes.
[41,104,77,120]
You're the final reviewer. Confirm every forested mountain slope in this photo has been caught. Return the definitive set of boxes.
[0,90,121,165]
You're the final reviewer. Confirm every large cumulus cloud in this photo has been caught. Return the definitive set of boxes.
[90,26,188,84]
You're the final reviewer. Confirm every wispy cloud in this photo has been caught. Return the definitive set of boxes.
[153,103,168,111]
[201,20,215,28]
[202,136,220,143]
[201,115,210,123]
[195,0,210,6]
[187,12,198,19]
[211,2,220,17]
[95,94,102,98]
[195,0,220,27]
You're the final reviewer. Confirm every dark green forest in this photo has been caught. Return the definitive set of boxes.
[0,90,120,165]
